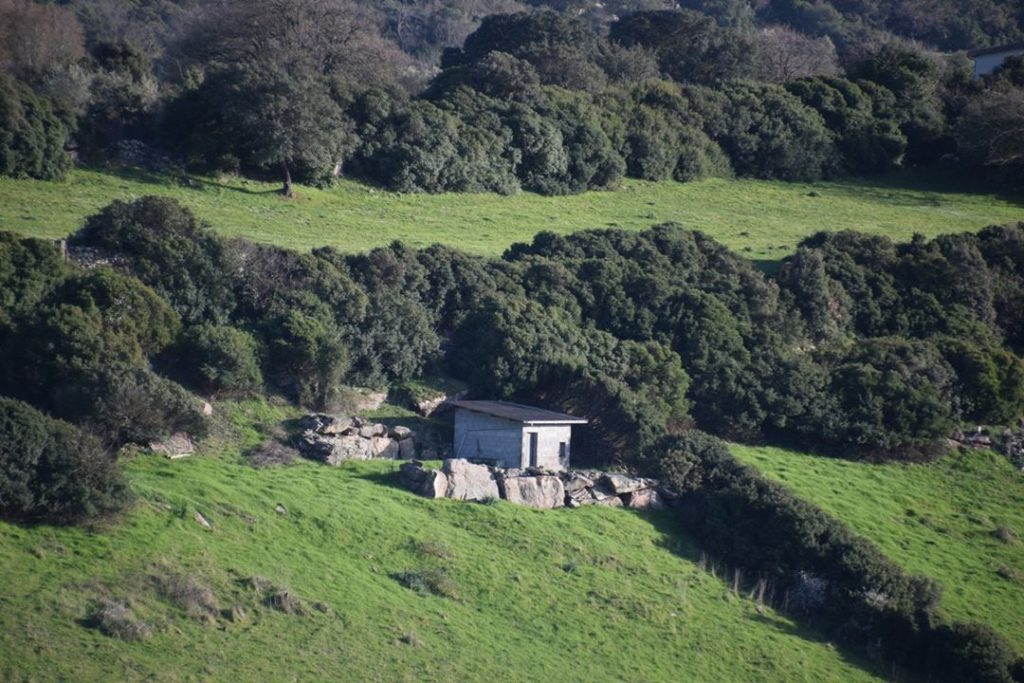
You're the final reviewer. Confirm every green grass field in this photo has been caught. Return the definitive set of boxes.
[0,401,883,683]
[1,167,1021,260]
[732,444,1024,651]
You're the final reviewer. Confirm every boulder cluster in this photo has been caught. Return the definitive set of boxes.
[296,414,416,465]
[952,421,1024,469]
[399,459,669,511]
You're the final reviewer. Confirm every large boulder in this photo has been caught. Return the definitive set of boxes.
[371,436,400,459]
[300,433,375,465]
[149,432,195,459]
[601,473,645,495]
[419,470,449,498]
[442,459,499,501]
[625,488,665,511]
[398,438,416,460]
[389,425,414,440]
[502,475,564,509]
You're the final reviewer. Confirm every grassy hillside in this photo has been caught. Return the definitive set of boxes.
[1,167,1021,260]
[732,444,1024,651]
[0,401,883,683]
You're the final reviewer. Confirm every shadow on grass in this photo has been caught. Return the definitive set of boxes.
[100,165,282,196]
[637,507,888,679]
[817,168,1024,208]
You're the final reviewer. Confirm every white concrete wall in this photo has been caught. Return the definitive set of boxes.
[520,424,572,471]
[975,49,1024,78]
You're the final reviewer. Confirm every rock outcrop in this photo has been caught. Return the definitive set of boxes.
[296,414,416,465]
[499,473,565,509]
[443,459,500,501]
[148,432,195,459]
[400,460,669,511]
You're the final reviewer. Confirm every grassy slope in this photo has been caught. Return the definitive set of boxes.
[1,167,1022,259]
[0,401,882,683]
[732,445,1024,651]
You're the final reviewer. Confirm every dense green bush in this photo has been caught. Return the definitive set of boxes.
[811,338,959,457]
[0,396,126,524]
[786,76,906,174]
[718,82,839,181]
[264,308,349,410]
[72,197,236,324]
[0,232,66,321]
[0,75,73,181]
[171,324,263,395]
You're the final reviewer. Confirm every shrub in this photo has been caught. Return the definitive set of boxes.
[72,197,236,324]
[172,323,263,395]
[0,232,66,320]
[719,82,839,181]
[0,75,73,180]
[87,599,152,640]
[264,308,349,409]
[0,396,126,524]
[87,368,209,446]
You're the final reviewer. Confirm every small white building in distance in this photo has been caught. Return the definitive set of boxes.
[449,400,587,471]
[968,43,1024,79]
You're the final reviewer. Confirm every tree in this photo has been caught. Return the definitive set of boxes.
[609,9,754,85]
[168,0,406,192]
[751,25,840,84]
[956,86,1024,185]
[0,396,126,524]
[0,75,74,180]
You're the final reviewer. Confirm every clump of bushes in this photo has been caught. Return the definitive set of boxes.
[0,397,126,524]
[170,323,263,395]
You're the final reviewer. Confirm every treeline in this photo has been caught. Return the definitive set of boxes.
[3,198,1024,515]
[2,199,1024,678]
[2,1,1023,191]
[647,431,1024,683]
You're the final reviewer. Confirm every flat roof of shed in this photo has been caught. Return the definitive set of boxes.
[449,400,588,425]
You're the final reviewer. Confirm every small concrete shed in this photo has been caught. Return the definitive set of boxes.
[449,400,587,471]
[968,43,1024,79]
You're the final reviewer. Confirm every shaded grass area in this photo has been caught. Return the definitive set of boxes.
[0,167,1021,259]
[0,401,883,682]
[732,444,1024,652]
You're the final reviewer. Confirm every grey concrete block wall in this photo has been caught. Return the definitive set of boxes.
[454,410,524,468]
[520,424,572,470]
[453,409,573,470]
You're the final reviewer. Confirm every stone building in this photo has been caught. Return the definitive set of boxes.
[449,400,587,471]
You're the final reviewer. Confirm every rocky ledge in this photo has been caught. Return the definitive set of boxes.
[296,414,416,464]
[399,459,671,511]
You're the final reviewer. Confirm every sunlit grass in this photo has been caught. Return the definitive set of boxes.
[733,444,1024,651]
[0,400,883,682]
[1,167,1020,260]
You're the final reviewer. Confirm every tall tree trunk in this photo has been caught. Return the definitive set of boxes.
[281,161,294,198]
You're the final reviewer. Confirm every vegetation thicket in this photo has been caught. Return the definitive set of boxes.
[4,1,1024,680]
[4,0,1024,193]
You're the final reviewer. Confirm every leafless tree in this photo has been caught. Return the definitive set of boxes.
[957,87,1024,171]
[173,0,412,88]
[0,0,84,80]
[751,25,841,84]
